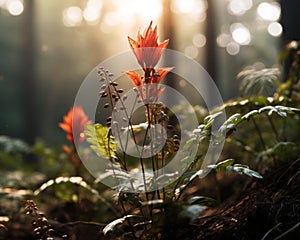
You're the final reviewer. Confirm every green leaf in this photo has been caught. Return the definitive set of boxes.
[216,159,235,170]
[179,205,207,223]
[242,110,259,120]
[226,164,263,179]
[258,105,300,118]
[218,114,241,136]
[242,168,263,179]
[189,169,207,181]
[84,124,116,159]
[203,112,223,129]
[238,68,279,97]
[264,142,300,162]
[225,113,242,125]
[187,196,217,206]
[103,215,138,235]
[232,163,249,168]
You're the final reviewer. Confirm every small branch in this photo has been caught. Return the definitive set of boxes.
[273,221,300,240]
[261,222,282,240]
[58,221,106,227]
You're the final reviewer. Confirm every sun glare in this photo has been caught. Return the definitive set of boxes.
[175,0,196,13]
[83,6,100,24]
[231,23,251,45]
[227,0,252,16]
[63,6,83,27]
[226,42,240,55]
[84,0,102,24]
[6,0,23,16]
[257,2,281,21]
[114,0,162,23]
[268,22,282,37]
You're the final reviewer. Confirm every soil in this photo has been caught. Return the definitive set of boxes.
[182,160,300,240]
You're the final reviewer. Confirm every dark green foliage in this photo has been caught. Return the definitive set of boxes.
[1,44,300,240]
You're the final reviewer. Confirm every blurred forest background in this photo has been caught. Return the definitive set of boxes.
[0,0,297,146]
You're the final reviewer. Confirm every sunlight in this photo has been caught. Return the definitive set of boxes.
[115,4,136,25]
[0,0,6,7]
[6,0,23,16]
[84,0,102,24]
[86,0,103,10]
[114,0,162,24]
[226,41,240,55]
[257,2,281,21]
[63,6,83,27]
[137,0,162,21]
[216,33,231,48]
[193,34,206,48]
[104,11,120,26]
[83,6,100,24]
[185,45,199,59]
[231,23,251,45]
[175,0,196,13]
[268,22,282,37]
[172,0,207,15]
[228,0,252,16]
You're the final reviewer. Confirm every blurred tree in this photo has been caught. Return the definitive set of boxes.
[21,0,36,144]
[205,0,217,85]
[280,0,300,43]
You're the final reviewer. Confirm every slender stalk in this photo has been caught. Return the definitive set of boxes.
[251,118,267,150]
[161,147,166,202]
[119,199,137,239]
[146,104,157,177]
[266,114,280,142]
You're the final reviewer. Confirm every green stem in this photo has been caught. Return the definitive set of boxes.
[266,114,280,142]
[251,118,267,150]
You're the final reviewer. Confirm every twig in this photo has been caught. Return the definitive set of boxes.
[261,222,282,240]
[58,220,106,227]
[273,221,300,240]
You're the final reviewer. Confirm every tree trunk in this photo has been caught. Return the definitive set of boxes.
[21,0,36,144]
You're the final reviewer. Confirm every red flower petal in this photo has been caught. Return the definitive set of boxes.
[124,70,143,87]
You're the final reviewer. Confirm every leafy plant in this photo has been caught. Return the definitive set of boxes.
[5,24,299,240]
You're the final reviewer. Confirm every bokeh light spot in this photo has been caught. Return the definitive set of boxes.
[174,0,196,13]
[268,22,282,37]
[228,0,252,16]
[257,2,281,21]
[185,45,199,59]
[216,33,231,48]
[231,23,251,45]
[192,34,206,48]
[83,7,100,24]
[104,12,119,26]
[63,6,83,27]
[226,42,240,55]
[6,0,24,16]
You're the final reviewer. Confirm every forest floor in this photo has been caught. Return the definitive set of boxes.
[2,160,299,240]
[184,159,300,240]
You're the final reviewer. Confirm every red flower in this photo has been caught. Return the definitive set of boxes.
[124,67,173,101]
[59,106,92,145]
[124,67,173,87]
[128,21,169,70]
